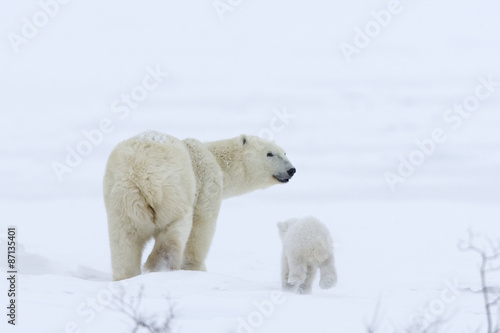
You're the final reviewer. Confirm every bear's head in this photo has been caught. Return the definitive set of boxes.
[240,135,296,189]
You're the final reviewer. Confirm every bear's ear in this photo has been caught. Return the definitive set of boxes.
[277,222,287,233]
[242,135,247,146]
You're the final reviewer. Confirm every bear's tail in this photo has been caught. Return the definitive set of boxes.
[115,179,156,224]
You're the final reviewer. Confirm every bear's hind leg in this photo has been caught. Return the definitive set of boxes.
[143,212,193,272]
[109,218,149,281]
[281,252,293,291]
[298,265,316,294]
[287,259,307,293]
[319,255,337,289]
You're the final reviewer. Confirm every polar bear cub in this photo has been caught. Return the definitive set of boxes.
[277,216,337,294]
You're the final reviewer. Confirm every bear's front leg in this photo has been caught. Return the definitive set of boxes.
[182,200,221,271]
[143,214,193,272]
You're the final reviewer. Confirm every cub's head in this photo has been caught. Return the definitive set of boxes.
[240,135,296,189]
[277,218,298,240]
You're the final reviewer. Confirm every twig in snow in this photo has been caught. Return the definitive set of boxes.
[109,285,175,333]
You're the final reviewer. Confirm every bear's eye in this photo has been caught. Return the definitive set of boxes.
[267,152,274,157]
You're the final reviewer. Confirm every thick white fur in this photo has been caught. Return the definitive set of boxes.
[277,216,337,294]
[104,131,295,281]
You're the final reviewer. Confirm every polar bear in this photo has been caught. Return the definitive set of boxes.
[277,216,337,294]
[103,131,296,281]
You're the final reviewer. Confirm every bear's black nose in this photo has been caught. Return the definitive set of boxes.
[287,168,296,177]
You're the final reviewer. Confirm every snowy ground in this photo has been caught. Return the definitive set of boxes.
[1,1,500,332]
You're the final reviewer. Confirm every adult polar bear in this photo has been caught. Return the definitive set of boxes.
[104,131,296,281]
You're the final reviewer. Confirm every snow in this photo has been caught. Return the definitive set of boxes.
[136,131,177,144]
[1,0,499,332]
